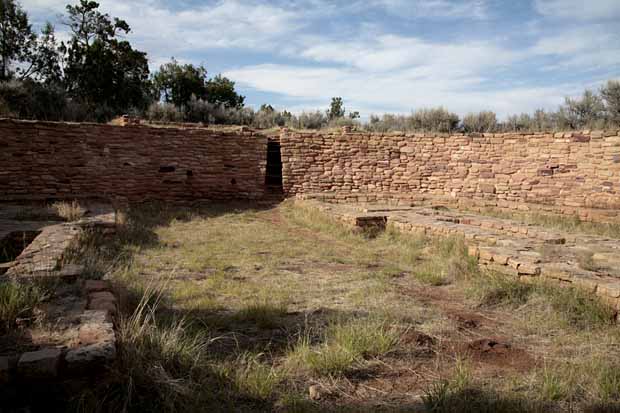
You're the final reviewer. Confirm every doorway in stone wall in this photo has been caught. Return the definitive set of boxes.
[265,140,283,194]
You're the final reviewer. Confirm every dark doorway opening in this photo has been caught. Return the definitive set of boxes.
[265,140,283,192]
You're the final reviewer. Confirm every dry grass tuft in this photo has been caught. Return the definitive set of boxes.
[51,200,86,221]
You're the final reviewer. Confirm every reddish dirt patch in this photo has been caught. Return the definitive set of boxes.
[461,338,536,372]
[445,309,483,330]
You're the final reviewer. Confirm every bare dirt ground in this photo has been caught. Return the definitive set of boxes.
[65,200,620,412]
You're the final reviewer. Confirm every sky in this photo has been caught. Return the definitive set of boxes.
[20,0,620,119]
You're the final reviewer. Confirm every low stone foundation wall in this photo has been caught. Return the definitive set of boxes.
[296,199,620,317]
[0,211,119,396]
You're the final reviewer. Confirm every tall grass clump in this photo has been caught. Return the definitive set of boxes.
[535,283,615,329]
[286,317,400,377]
[52,200,86,221]
[228,353,282,400]
[88,283,215,412]
[0,281,46,332]
[468,273,534,308]
[234,298,288,329]
[412,236,478,285]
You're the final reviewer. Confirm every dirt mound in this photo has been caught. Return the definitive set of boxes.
[464,338,535,372]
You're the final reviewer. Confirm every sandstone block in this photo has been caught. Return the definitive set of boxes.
[517,263,541,276]
[0,356,14,384]
[18,348,62,379]
[65,341,116,374]
[84,279,111,294]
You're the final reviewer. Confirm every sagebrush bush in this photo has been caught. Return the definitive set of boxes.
[146,102,184,123]
[462,111,498,133]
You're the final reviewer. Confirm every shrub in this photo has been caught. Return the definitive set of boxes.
[561,89,606,130]
[462,111,498,133]
[601,80,620,125]
[146,102,184,123]
[287,110,328,130]
[367,107,460,133]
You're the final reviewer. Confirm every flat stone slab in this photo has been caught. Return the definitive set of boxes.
[18,349,62,380]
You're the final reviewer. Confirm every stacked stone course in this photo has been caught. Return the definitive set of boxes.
[0,119,267,202]
[281,129,620,222]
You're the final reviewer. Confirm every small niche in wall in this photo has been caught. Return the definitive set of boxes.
[186,170,193,177]
[159,166,176,173]
[231,178,237,185]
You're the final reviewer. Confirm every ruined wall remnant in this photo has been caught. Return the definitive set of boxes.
[280,130,620,222]
[0,119,268,202]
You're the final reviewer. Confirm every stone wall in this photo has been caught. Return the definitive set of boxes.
[280,129,620,222]
[0,119,267,202]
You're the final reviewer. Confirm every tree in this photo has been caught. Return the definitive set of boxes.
[562,89,605,129]
[601,80,620,125]
[19,22,62,83]
[205,74,244,108]
[0,0,34,80]
[62,1,151,116]
[327,96,345,120]
[152,58,208,107]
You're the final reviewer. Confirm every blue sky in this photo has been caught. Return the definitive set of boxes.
[21,0,620,119]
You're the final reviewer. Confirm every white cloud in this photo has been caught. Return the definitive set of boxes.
[372,0,488,19]
[21,0,302,65]
[225,63,570,118]
[530,26,620,71]
[299,34,519,73]
[534,0,620,20]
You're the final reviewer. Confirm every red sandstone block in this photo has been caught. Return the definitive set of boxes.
[84,279,111,294]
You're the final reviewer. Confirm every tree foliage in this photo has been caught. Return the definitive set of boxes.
[206,74,244,108]
[601,80,620,125]
[61,0,151,116]
[327,96,345,120]
[152,59,208,107]
[0,0,34,80]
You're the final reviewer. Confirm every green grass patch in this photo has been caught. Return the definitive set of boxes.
[234,298,288,329]
[0,281,47,332]
[286,317,401,377]
[228,353,282,400]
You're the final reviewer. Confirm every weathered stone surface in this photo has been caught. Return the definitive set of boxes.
[281,129,620,223]
[88,291,118,315]
[0,356,14,384]
[0,119,268,202]
[59,264,84,280]
[79,309,113,324]
[517,263,541,275]
[83,279,111,294]
[78,322,115,345]
[18,348,62,379]
[65,341,116,373]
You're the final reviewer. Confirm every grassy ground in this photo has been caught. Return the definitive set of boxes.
[65,201,620,412]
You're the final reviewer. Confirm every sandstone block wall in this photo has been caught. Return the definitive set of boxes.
[0,119,267,202]
[280,130,620,222]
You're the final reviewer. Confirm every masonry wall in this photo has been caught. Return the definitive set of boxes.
[0,119,267,202]
[280,130,620,222]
